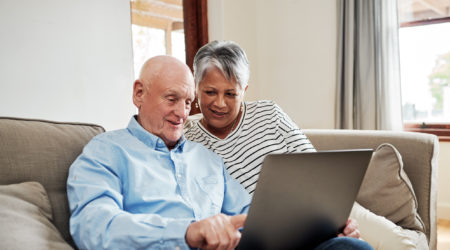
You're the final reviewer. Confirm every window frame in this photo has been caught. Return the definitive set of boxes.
[399,17,450,142]
[400,16,450,28]
[183,0,208,115]
[404,123,450,142]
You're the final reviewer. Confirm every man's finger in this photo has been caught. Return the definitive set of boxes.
[230,214,247,229]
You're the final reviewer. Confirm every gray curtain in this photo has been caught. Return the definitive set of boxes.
[336,0,403,130]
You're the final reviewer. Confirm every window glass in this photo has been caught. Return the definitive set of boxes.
[398,0,450,23]
[130,0,185,78]
[398,0,450,123]
[399,23,450,123]
[132,25,165,77]
[172,30,186,63]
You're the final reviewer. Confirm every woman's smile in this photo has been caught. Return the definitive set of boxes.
[210,109,229,118]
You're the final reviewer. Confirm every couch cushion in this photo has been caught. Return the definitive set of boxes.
[350,202,428,250]
[0,117,105,246]
[0,182,73,250]
[356,143,425,231]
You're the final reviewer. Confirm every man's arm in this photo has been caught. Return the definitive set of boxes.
[183,159,251,249]
[67,140,192,250]
[221,161,252,215]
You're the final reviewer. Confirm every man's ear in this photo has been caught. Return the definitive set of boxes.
[133,80,145,108]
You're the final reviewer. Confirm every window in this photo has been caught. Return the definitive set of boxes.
[130,0,185,78]
[398,0,450,141]
[129,0,208,114]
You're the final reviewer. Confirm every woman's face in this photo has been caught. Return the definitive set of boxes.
[197,67,246,132]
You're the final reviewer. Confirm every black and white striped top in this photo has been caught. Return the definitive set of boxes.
[184,100,316,194]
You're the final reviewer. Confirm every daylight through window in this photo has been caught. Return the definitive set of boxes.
[398,0,450,124]
[130,0,185,78]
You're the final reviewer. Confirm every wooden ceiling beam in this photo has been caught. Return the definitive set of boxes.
[172,21,184,31]
[158,0,182,6]
[417,0,448,16]
[131,11,184,31]
[131,1,183,21]
[131,11,171,30]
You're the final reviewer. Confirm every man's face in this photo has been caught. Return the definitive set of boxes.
[134,65,195,149]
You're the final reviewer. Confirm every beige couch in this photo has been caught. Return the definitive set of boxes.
[304,129,438,250]
[0,117,438,249]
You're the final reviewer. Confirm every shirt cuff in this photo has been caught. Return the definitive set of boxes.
[162,218,194,249]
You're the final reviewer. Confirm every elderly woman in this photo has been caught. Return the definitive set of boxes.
[185,40,420,250]
[185,40,364,244]
[185,40,315,194]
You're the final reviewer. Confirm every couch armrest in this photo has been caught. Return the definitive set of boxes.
[303,129,439,250]
[0,117,105,247]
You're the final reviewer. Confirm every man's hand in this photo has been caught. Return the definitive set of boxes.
[185,214,246,250]
[338,218,360,238]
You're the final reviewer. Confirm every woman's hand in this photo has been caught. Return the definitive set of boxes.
[338,218,360,238]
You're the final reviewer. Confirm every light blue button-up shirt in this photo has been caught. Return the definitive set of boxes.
[67,116,251,249]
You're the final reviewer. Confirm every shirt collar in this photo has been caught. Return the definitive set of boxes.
[127,116,186,152]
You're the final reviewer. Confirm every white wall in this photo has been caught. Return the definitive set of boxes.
[0,0,135,131]
[208,0,450,220]
[208,0,337,129]
[438,142,450,220]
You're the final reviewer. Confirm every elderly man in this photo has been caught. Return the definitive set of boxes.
[67,56,250,249]
[67,56,372,250]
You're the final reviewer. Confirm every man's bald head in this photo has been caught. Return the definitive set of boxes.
[139,56,193,89]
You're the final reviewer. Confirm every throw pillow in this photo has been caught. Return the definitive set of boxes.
[0,182,73,250]
[350,202,428,250]
[356,143,425,232]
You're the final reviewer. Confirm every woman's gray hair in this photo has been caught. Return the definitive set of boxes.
[193,40,250,89]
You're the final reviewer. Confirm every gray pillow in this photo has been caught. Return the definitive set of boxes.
[0,182,73,250]
[356,143,425,231]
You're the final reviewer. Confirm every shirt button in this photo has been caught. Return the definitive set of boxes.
[175,246,180,250]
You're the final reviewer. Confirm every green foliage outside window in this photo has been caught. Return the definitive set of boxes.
[429,51,450,113]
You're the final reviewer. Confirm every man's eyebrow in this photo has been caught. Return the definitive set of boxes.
[164,90,179,96]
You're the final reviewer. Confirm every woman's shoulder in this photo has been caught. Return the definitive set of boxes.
[245,100,278,110]
[184,113,203,132]
[184,114,203,141]
[245,100,283,115]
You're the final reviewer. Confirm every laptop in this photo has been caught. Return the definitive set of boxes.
[237,149,373,250]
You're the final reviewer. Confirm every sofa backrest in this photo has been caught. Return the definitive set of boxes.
[0,117,105,246]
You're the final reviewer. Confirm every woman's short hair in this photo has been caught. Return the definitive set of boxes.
[193,40,250,89]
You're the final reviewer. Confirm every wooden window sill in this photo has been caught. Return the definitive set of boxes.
[404,123,450,142]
